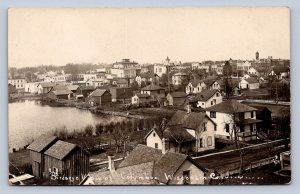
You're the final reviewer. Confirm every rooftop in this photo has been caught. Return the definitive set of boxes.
[44,140,77,160]
[27,135,58,153]
[206,99,257,114]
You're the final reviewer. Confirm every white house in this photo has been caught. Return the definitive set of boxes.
[24,82,39,93]
[131,93,152,105]
[205,100,261,141]
[189,89,222,108]
[247,67,259,76]
[145,109,217,153]
[8,78,27,90]
[239,78,259,89]
[154,64,167,77]
[185,80,207,94]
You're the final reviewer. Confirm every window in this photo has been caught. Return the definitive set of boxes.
[240,125,244,132]
[210,111,216,118]
[153,133,156,137]
[216,92,219,97]
[183,170,190,185]
[251,111,254,118]
[207,136,212,146]
[225,124,230,133]
[211,101,213,105]
[203,123,207,131]
[155,143,158,149]
[200,138,203,148]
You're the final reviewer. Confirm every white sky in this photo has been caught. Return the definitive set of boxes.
[8,7,290,68]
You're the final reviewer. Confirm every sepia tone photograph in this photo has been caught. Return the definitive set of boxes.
[8,7,290,185]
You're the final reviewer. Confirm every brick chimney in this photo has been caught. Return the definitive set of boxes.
[162,138,167,154]
[108,155,115,172]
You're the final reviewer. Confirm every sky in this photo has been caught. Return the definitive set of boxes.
[8,7,290,68]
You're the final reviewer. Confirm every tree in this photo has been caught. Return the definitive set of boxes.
[131,81,140,91]
[223,61,232,77]
[84,125,94,136]
[192,69,207,80]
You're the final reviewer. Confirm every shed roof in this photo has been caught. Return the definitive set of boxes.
[44,140,77,160]
[27,135,58,153]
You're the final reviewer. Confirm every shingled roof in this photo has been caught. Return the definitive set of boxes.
[168,91,186,98]
[189,89,219,102]
[163,125,196,143]
[88,161,156,185]
[44,140,77,160]
[206,99,257,114]
[89,89,109,97]
[118,144,206,184]
[27,135,58,153]
[167,110,213,130]
[244,78,259,84]
[39,82,56,88]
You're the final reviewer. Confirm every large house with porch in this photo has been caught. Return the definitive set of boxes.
[205,100,261,141]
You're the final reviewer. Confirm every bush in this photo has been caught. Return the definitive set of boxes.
[84,125,94,136]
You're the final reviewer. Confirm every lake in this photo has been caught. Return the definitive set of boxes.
[8,100,127,150]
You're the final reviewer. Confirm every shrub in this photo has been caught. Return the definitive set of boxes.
[84,125,94,136]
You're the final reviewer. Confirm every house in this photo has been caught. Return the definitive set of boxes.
[204,80,221,90]
[131,93,154,105]
[76,85,95,98]
[154,64,168,77]
[239,78,259,90]
[189,89,222,108]
[146,108,217,153]
[67,85,79,98]
[87,89,112,106]
[244,105,272,132]
[185,80,207,94]
[141,84,165,98]
[110,87,133,103]
[205,100,261,141]
[112,78,129,88]
[24,82,40,94]
[136,72,159,85]
[47,85,73,101]
[247,67,259,76]
[83,144,208,185]
[27,135,58,179]
[44,140,90,185]
[165,92,187,106]
[8,78,27,90]
[37,82,56,94]
[171,72,189,86]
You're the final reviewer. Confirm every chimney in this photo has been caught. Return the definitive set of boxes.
[187,104,191,114]
[162,138,167,154]
[108,155,115,172]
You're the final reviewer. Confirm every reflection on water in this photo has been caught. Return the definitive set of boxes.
[9,100,126,150]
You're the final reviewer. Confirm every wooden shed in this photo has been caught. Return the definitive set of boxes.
[43,140,90,185]
[27,135,58,179]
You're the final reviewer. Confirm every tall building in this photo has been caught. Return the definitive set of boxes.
[256,51,259,60]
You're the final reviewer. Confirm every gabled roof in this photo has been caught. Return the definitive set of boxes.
[163,125,196,143]
[168,91,186,98]
[44,140,77,160]
[52,90,73,95]
[189,79,205,87]
[189,89,219,102]
[27,135,58,153]
[89,89,109,97]
[141,84,164,91]
[206,99,257,114]
[118,144,205,184]
[203,79,216,86]
[113,78,128,85]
